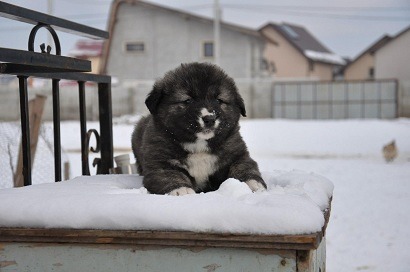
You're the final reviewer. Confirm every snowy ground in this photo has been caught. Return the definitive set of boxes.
[1,118,410,271]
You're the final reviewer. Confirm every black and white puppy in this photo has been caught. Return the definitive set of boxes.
[132,62,266,195]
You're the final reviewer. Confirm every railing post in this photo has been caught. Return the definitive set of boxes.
[78,81,90,175]
[52,78,62,182]
[17,76,32,186]
[98,82,113,174]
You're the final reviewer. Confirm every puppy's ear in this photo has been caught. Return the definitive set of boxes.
[145,83,163,114]
[235,93,247,117]
[238,98,247,117]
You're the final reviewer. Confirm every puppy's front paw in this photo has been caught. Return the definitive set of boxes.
[169,187,196,196]
[246,180,267,192]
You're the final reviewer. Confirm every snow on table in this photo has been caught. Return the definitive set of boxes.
[0,171,333,235]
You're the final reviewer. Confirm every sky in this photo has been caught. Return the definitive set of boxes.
[0,0,409,60]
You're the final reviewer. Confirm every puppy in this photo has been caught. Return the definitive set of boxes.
[132,62,266,195]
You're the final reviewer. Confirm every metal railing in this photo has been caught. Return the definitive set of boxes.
[0,1,113,186]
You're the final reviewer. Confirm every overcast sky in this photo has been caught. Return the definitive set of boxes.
[0,0,409,59]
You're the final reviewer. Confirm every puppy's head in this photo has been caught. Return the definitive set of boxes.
[146,62,246,142]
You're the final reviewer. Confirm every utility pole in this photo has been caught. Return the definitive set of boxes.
[213,0,221,66]
[47,0,53,49]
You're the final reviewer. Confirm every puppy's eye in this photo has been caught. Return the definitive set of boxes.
[217,99,225,104]
[183,99,192,104]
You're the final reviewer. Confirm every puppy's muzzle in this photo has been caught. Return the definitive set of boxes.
[202,115,216,128]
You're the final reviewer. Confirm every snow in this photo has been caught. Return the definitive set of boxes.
[1,118,410,271]
[304,49,346,65]
[0,171,332,235]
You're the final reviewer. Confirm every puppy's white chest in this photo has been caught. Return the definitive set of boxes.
[186,153,217,188]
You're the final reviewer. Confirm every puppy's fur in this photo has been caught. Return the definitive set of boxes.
[132,63,266,195]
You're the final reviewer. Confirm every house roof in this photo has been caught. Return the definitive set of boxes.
[344,25,409,70]
[100,0,261,74]
[259,22,346,65]
[343,35,392,70]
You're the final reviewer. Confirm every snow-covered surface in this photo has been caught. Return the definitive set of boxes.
[1,118,410,271]
[304,49,346,65]
[0,171,332,234]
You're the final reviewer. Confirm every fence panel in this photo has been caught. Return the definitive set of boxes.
[272,80,398,119]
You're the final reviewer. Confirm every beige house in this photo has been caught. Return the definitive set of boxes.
[375,26,410,82]
[344,25,410,116]
[375,26,410,117]
[259,23,345,81]
[343,35,392,80]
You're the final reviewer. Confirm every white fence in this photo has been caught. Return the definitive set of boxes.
[272,80,398,119]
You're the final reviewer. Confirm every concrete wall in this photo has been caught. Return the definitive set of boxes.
[106,2,265,81]
[0,78,403,121]
[121,79,267,119]
[0,83,99,121]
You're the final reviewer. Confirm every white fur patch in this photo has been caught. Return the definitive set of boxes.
[183,139,210,153]
[214,119,220,128]
[200,108,214,117]
[196,108,220,141]
[198,109,210,128]
[197,131,215,140]
[198,108,218,129]
[245,180,266,192]
[169,187,196,196]
[186,153,218,188]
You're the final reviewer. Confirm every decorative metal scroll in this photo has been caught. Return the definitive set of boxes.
[28,23,61,55]
[83,129,102,175]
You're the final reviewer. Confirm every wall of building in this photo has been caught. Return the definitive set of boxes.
[261,28,309,78]
[309,62,334,81]
[375,30,410,81]
[261,28,336,81]
[375,30,410,117]
[344,53,374,80]
[106,2,264,81]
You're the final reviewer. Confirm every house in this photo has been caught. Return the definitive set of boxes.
[259,23,346,81]
[344,26,410,82]
[343,25,410,116]
[374,26,410,117]
[69,40,104,74]
[374,26,410,82]
[100,0,267,81]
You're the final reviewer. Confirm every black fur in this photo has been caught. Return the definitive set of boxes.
[131,62,266,194]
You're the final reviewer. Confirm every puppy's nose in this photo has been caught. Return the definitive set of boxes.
[202,115,216,127]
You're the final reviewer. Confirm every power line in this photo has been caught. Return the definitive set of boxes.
[222,4,410,22]
[223,4,410,12]
[180,3,409,22]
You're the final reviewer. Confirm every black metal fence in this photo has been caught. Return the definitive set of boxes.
[0,2,113,186]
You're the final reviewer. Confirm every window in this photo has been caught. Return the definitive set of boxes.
[309,61,315,72]
[369,67,374,79]
[203,42,214,58]
[125,42,145,52]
